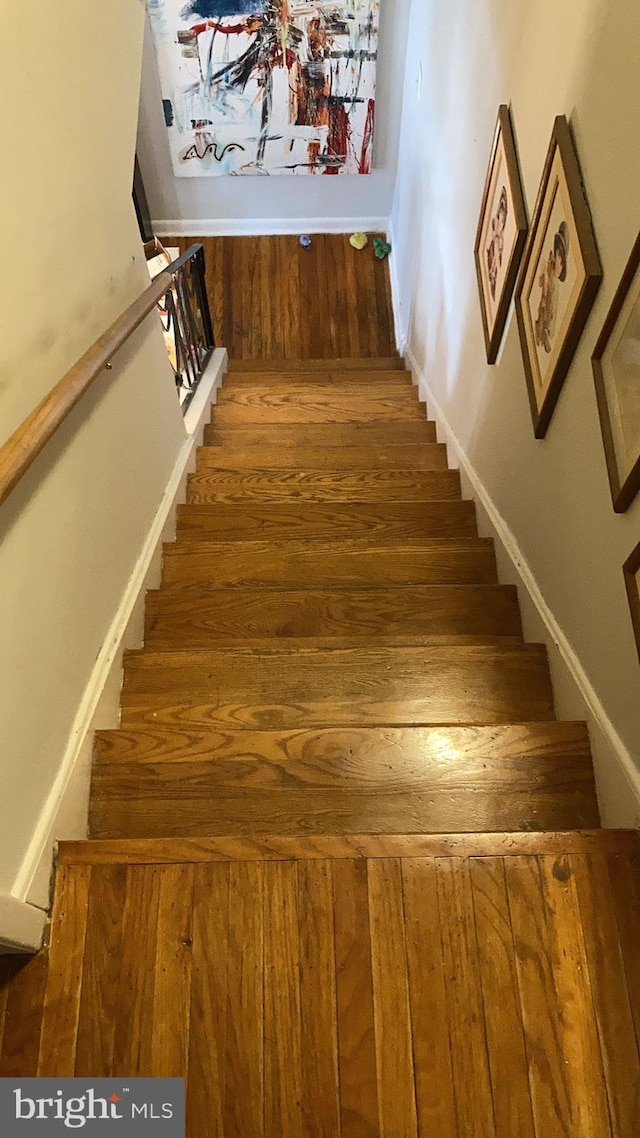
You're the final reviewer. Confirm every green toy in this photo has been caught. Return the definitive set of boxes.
[373,237,392,260]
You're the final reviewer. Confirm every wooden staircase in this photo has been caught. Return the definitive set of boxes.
[3,357,639,1135]
[92,357,599,840]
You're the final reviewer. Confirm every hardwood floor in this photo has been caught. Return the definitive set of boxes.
[169,235,397,360]
[2,349,639,1131]
[2,834,639,1136]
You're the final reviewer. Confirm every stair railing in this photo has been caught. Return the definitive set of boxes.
[145,242,215,412]
[0,242,215,511]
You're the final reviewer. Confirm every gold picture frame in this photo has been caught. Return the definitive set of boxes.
[515,116,602,438]
[592,232,640,513]
[474,105,528,364]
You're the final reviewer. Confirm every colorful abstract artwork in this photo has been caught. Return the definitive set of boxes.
[147,0,379,177]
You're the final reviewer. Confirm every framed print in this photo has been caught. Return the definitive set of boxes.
[592,232,640,513]
[623,538,640,665]
[515,116,602,439]
[474,105,528,363]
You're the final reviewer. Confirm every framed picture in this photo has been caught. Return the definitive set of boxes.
[515,116,602,438]
[474,105,528,363]
[592,232,640,513]
[623,538,640,665]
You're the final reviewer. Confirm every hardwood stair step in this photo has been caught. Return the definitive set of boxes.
[121,643,556,729]
[186,469,461,503]
[222,368,413,387]
[212,393,426,424]
[216,384,420,405]
[162,539,498,588]
[90,722,599,839]
[59,828,640,863]
[144,584,522,648]
[227,357,405,372]
[204,422,438,446]
[176,501,478,541]
[92,725,598,837]
[196,443,448,471]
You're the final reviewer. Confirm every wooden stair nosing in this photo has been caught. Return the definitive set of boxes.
[60,830,640,868]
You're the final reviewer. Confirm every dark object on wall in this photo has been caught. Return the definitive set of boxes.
[515,116,602,439]
[474,105,528,364]
[623,538,640,665]
[592,231,640,513]
[133,156,153,244]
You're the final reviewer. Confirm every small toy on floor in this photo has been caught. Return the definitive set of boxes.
[299,234,312,248]
[349,232,368,250]
[373,237,392,260]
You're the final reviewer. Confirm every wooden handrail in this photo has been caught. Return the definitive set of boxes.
[0,271,173,510]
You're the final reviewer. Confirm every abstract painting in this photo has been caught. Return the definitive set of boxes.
[474,105,528,364]
[147,0,379,176]
[515,116,602,439]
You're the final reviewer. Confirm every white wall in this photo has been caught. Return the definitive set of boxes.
[390,0,640,824]
[137,0,411,234]
[0,0,186,918]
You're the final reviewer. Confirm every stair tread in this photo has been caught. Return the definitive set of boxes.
[222,369,413,386]
[162,540,498,587]
[217,386,420,406]
[96,722,591,768]
[196,443,449,470]
[204,423,438,445]
[187,468,462,503]
[227,357,404,372]
[121,642,556,729]
[212,396,426,423]
[144,583,523,646]
[176,500,478,540]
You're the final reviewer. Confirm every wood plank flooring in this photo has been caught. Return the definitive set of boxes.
[2,835,639,1136]
[169,235,397,360]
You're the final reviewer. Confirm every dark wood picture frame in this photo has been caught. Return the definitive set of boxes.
[592,232,640,513]
[623,538,640,665]
[474,105,528,363]
[515,116,602,439]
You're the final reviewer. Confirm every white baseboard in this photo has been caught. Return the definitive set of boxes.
[9,349,228,921]
[406,345,640,828]
[387,220,408,354]
[153,217,389,238]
